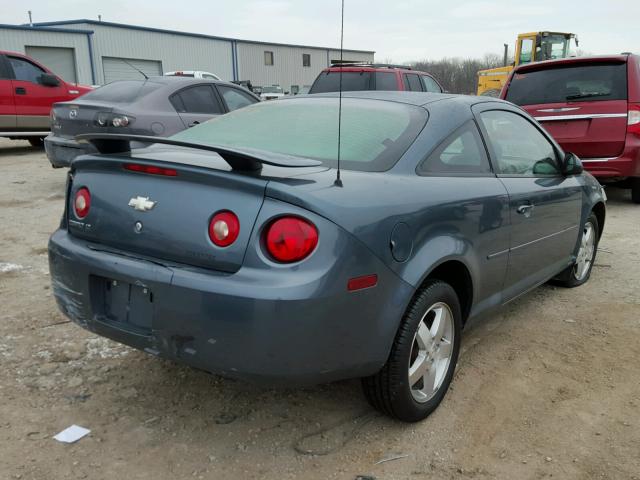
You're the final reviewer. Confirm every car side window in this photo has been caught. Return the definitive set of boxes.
[404,74,423,92]
[8,56,45,83]
[217,85,256,111]
[479,110,560,176]
[0,55,12,79]
[170,85,222,114]
[421,75,442,93]
[418,121,492,175]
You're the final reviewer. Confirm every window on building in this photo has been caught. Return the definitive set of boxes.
[264,51,274,66]
[302,54,311,67]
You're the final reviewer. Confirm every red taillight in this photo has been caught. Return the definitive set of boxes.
[628,104,640,135]
[209,211,240,247]
[265,216,318,263]
[347,274,378,292]
[123,163,177,176]
[74,187,91,219]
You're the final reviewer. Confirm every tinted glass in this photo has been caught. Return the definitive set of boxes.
[505,63,628,105]
[9,56,45,83]
[172,97,428,172]
[82,80,164,103]
[419,122,491,175]
[303,54,311,67]
[309,72,372,93]
[405,74,423,92]
[0,56,11,79]
[218,85,256,111]
[171,85,222,114]
[421,75,442,93]
[519,38,534,64]
[374,72,398,90]
[479,110,559,176]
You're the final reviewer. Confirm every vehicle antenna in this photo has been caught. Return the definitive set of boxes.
[121,58,148,80]
[334,0,344,187]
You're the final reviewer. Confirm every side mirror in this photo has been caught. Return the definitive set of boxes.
[563,152,583,175]
[39,73,61,87]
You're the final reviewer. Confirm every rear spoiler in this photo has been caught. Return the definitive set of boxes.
[75,133,322,171]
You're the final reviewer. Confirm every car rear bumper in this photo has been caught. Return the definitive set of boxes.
[48,229,414,385]
[45,134,96,168]
[582,134,640,179]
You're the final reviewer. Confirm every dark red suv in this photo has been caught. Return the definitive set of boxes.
[309,63,443,94]
[501,54,640,202]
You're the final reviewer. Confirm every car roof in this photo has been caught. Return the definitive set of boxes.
[322,65,432,75]
[513,54,634,73]
[299,90,507,108]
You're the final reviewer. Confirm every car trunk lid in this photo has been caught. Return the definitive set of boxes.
[504,60,629,159]
[527,100,628,158]
[66,142,324,273]
[52,101,114,139]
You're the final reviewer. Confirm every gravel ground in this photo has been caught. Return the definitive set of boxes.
[1,138,639,480]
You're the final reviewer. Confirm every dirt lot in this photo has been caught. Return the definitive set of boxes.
[0,138,638,480]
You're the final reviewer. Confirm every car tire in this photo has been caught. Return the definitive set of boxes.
[554,213,599,288]
[28,137,44,148]
[631,177,640,204]
[362,280,462,422]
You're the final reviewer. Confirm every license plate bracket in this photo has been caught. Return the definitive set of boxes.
[91,276,153,334]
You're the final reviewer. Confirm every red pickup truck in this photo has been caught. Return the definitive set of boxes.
[0,50,92,146]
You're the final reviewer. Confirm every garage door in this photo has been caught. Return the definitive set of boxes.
[102,57,162,84]
[25,46,77,83]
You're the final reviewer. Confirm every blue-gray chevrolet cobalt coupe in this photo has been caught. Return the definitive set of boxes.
[49,92,606,422]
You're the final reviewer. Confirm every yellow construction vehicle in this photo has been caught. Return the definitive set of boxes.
[477,31,578,96]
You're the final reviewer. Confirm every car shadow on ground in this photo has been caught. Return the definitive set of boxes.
[604,185,633,204]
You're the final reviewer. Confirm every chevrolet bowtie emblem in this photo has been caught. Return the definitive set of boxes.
[128,196,157,212]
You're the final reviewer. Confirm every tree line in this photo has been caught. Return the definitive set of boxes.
[412,53,507,95]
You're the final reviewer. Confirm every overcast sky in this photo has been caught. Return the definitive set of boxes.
[4,0,639,62]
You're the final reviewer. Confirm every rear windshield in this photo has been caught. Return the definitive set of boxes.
[309,71,400,93]
[172,97,427,172]
[81,80,164,103]
[505,63,628,105]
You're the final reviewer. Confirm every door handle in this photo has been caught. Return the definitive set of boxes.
[15,87,26,95]
[188,121,200,127]
[516,204,535,215]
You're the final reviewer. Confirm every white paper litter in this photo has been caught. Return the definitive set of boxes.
[0,262,24,274]
[53,425,90,443]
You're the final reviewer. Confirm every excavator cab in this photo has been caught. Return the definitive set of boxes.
[477,31,577,96]
[515,32,577,65]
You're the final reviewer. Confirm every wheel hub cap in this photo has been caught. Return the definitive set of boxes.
[574,222,595,281]
[408,302,455,403]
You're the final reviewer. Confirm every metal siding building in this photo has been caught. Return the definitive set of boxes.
[1,20,374,90]
[0,25,93,83]
[40,22,235,84]
[236,42,371,91]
